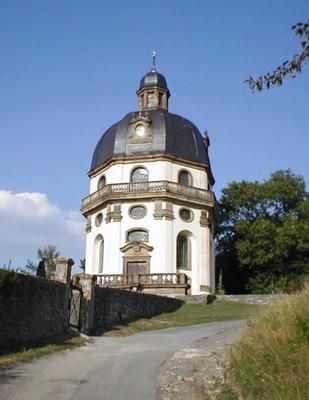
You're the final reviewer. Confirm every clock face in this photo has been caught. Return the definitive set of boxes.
[135,124,146,137]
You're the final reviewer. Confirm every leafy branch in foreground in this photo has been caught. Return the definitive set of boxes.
[245,21,309,91]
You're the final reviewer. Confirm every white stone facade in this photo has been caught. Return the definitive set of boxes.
[82,67,215,295]
[84,160,215,294]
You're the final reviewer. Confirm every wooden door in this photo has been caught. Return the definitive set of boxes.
[127,262,146,284]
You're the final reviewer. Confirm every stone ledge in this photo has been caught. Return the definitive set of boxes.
[217,294,288,305]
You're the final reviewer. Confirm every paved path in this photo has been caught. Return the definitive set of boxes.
[0,320,243,400]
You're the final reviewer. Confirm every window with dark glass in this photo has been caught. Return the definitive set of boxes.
[178,170,192,186]
[159,92,164,107]
[98,175,106,190]
[98,238,104,273]
[147,92,156,107]
[129,205,147,219]
[177,233,191,270]
[179,208,193,222]
[127,229,149,242]
[93,234,104,274]
[95,213,103,226]
[131,167,148,183]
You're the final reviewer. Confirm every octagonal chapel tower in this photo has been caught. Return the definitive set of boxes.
[81,59,216,294]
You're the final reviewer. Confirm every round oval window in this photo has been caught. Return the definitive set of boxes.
[129,205,147,219]
[95,213,103,227]
[179,208,193,222]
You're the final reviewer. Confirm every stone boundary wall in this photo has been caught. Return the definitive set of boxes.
[93,286,183,328]
[217,294,289,305]
[0,269,70,352]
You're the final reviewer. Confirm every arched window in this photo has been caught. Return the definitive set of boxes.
[98,175,106,190]
[178,170,193,186]
[177,232,191,270]
[131,167,148,183]
[127,229,149,242]
[93,234,104,274]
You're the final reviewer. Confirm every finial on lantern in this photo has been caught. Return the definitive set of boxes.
[151,51,157,72]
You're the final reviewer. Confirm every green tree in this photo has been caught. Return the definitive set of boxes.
[245,21,309,91]
[37,244,60,277]
[24,244,60,277]
[216,170,309,293]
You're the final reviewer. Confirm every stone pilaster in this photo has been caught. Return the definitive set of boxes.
[85,216,92,233]
[153,201,174,220]
[200,210,211,228]
[105,204,122,223]
[153,201,163,219]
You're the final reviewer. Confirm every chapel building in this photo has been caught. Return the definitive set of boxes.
[81,58,216,295]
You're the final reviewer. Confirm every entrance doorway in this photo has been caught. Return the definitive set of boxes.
[120,241,153,285]
[127,261,146,284]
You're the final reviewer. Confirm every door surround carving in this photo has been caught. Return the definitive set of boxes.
[120,241,153,274]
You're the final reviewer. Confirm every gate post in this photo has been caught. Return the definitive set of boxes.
[79,275,97,334]
[54,257,75,330]
[54,257,74,284]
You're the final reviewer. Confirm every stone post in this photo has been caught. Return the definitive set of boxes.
[54,257,74,330]
[54,257,74,284]
[79,275,97,334]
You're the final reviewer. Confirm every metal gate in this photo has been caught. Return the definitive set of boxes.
[68,284,82,328]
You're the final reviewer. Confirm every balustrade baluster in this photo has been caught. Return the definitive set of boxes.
[82,181,214,213]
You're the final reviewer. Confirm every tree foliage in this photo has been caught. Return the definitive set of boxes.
[23,244,60,277]
[37,244,60,277]
[245,21,309,91]
[216,170,309,293]
[24,259,37,274]
[79,258,85,272]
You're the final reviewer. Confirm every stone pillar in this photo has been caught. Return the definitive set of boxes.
[54,257,74,330]
[54,257,74,284]
[79,275,97,334]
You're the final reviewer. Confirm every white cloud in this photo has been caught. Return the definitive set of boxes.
[0,190,85,268]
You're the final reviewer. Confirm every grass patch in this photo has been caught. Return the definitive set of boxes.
[218,285,309,400]
[0,331,90,370]
[95,299,263,336]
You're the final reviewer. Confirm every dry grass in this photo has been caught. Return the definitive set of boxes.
[220,285,309,400]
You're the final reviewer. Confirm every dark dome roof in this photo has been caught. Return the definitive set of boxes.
[139,71,168,90]
[91,109,214,181]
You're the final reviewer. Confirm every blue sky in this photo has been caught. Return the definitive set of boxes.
[0,0,308,268]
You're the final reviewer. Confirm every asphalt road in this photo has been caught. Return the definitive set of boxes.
[0,320,243,400]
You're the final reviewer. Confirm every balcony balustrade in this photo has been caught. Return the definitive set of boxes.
[96,272,189,293]
[81,180,215,214]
